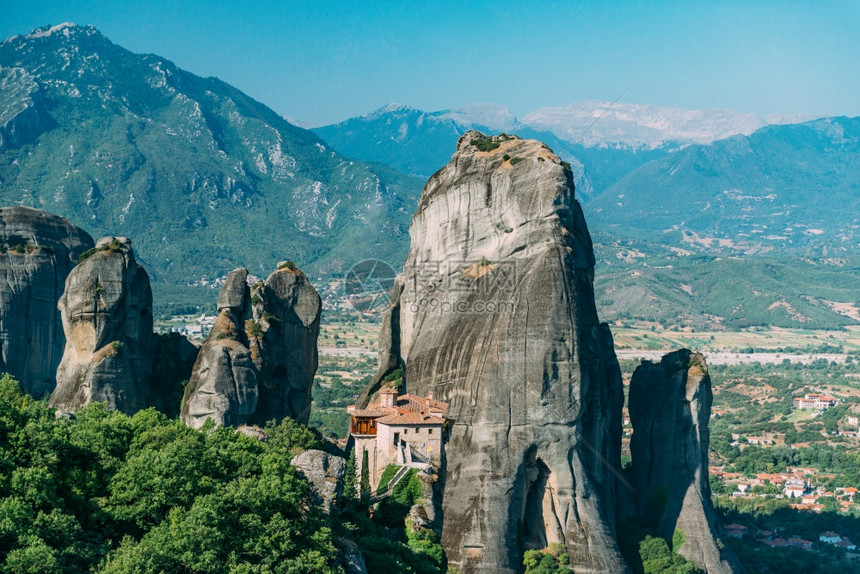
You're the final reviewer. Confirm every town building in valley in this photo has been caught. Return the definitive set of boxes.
[793,393,838,410]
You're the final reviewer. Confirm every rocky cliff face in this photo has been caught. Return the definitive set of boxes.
[0,207,94,397]
[50,237,154,414]
[181,268,258,428]
[250,263,322,424]
[181,264,321,428]
[628,349,741,573]
[290,449,346,515]
[360,132,627,573]
[0,24,421,286]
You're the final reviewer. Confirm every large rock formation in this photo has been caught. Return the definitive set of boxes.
[250,263,322,425]
[50,237,154,414]
[359,132,627,573]
[628,350,741,573]
[181,268,259,427]
[0,207,93,397]
[290,449,346,514]
[181,264,321,428]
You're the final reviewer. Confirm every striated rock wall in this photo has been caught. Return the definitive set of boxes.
[250,264,321,425]
[181,268,258,428]
[0,207,94,397]
[628,349,741,573]
[0,67,57,151]
[360,132,628,573]
[290,449,346,515]
[50,237,154,414]
[181,264,321,428]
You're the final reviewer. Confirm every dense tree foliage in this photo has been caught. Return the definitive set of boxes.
[339,468,445,573]
[342,449,357,501]
[0,374,445,573]
[523,543,571,573]
[617,522,699,574]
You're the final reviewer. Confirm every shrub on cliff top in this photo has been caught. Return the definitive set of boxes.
[472,136,500,152]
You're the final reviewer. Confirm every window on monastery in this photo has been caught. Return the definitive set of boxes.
[428,429,433,435]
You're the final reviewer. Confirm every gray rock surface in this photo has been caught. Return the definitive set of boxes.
[0,207,93,397]
[629,349,741,573]
[250,266,321,425]
[355,277,403,408]
[50,237,154,414]
[335,537,368,574]
[181,268,258,428]
[0,67,56,151]
[409,503,432,530]
[417,467,445,535]
[290,448,346,514]
[360,132,628,573]
[181,265,321,428]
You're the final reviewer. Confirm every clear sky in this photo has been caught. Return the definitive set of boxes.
[3,0,858,126]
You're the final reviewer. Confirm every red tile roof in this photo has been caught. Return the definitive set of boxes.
[351,409,385,418]
[376,411,446,425]
[349,391,449,429]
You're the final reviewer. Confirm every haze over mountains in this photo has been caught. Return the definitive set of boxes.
[314,101,820,177]
[315,100,858,253]
[592,117,860,251]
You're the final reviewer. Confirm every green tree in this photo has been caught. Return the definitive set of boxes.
[342,448,357,501]
[360,449,371,501]
[0,375,349,573]
[638,536,698,574]
[523,547,570,573]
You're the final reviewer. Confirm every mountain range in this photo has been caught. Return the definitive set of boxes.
[0,24,857,330]
[315,100,858,254]
[0,23,422,306]
[316,102,859,330]
[590,116,860,254]
[312,101,829,205]
[313,101,819,178]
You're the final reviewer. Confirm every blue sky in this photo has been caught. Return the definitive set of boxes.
[3,0,858,125]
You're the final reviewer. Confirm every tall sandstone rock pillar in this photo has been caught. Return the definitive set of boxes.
[359,132,627,573]
[181,264,321,428]
[50,237,154,414]
[628,349,741,573]
[0,207,93,397]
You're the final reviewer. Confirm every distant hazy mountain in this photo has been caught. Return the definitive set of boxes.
[436,102,519,132]
[313,104,467,178]
[313,103,668,199]
[522,101,818,149]
[0,24,423,296]
[313,101,817,197]
[588,116,860,254]
[1,24,854,329]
